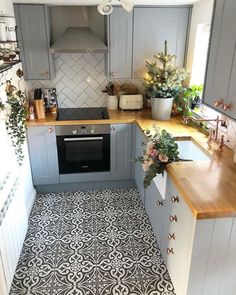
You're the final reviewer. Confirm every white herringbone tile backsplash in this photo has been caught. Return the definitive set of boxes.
[28,53,143,108]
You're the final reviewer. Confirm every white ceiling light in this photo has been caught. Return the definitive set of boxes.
[97,0,113,15]
[97,0,134,15]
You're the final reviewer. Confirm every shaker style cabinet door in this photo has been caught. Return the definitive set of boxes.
[27,126,59,185]
[134,125,146,203]
[14,4,55,80]
[108,8,133,79]
[203,0,236,120]
[132,7,190,78]
[145,180,164,245]
[110,124,133,180]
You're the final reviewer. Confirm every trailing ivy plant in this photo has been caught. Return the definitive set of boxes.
[5,90,27,166]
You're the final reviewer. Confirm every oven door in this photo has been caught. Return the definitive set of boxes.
[56,134,110,174]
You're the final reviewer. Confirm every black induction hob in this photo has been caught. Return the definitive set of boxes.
[57,108,109,121]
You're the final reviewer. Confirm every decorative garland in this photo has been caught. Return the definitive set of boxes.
[1,90,27,166]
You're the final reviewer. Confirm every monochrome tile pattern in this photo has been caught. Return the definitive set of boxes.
[10,188,175,295]
[28,53,143,108]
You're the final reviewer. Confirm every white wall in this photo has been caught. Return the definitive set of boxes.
[186,0,214,72]
[0,0,36,215]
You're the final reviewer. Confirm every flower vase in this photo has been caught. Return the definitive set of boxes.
[107,95,118,110]
[151,97,174,120]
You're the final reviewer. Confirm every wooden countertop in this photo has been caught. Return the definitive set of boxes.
[27,109,236,220]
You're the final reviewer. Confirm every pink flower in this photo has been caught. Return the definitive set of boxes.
[158,154,169,162]
[142,159,153,172]
[150,149,159,158]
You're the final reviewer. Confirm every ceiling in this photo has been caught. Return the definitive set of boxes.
[13,0,200,5]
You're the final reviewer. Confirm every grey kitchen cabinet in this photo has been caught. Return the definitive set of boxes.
[108,6,190,79]
[134,125,146,203]
[110,124,133,180]
[27,126,59,185]
[203,0,236,120]
[154,176,236,295]
[132,7,191,78]
[108,7,133,79]
[14,4,55,80]
[145,180,164,246]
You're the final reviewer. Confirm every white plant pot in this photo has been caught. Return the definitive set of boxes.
[151,97,174,120]
[107,95,118,110]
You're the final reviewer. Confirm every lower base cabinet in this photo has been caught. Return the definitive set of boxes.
[111,124,133,180]
[146,176,236,295]
[134,125,146,203]
[27,126,60,185]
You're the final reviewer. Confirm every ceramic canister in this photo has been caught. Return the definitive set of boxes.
[0,15,16,41]
[0,22,7,41]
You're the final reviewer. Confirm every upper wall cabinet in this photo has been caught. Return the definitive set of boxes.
[108,8,133,79]
[132,7,191,78]
[14,4,55,80]
[108,7,191,79]
[203,0,236,120]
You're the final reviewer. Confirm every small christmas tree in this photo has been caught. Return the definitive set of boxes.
[144,41,189,99]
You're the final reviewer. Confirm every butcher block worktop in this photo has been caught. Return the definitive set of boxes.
[27,109,236,220]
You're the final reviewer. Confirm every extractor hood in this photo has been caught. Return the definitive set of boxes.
[50,27,108,53]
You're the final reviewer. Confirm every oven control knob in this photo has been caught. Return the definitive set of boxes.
[72,130,77,135]
[90,129,95,134]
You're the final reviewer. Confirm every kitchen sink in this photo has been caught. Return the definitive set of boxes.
[176,138,211,161]
[152,137,211,200]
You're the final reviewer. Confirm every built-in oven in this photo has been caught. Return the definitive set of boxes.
[56,125,110,174]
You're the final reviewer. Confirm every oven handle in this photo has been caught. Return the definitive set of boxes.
[64,137,103,142]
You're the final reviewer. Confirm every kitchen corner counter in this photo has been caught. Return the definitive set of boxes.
[26,109,236,219]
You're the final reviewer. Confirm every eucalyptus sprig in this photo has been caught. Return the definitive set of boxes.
[5,90,27,166]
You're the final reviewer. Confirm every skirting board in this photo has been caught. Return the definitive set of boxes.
[35,179,136,193]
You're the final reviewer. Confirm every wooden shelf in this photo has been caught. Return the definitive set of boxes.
[0,60,21,73]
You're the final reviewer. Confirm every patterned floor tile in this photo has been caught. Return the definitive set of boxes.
[10,188,175,295]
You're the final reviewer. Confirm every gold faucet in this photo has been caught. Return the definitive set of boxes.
[183,115,225,151]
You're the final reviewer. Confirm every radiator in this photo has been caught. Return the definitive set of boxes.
[0,172,28,294]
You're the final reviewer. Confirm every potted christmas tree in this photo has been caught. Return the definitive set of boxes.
[144,41,189,120]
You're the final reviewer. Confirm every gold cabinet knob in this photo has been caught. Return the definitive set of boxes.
[48,128,53,133]
[166,248,174,255]
[169,215,178,222]
[171,196,179,203]
[156,200,163,207]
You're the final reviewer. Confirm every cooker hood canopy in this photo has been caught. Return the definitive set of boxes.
[50,27,108,53]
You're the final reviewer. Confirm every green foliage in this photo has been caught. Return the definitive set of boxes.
[174,84,203,116]
[136,126,180,188]
[5,91,27,166]
[144,41,189,99]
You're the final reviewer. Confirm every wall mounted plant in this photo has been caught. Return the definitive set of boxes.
[1,88,27,166]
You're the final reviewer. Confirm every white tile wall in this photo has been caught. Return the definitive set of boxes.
[28,53,143,108]
[26,52,236,151]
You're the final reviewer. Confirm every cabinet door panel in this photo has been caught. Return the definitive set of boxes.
[14,5,54,80]
[111,124,132,180]
[27,127,59,185]
[134,125,146,202]
[204,0,236,119]
[145,180,164,246]
[109,8,133,78]
[133,7,190,78]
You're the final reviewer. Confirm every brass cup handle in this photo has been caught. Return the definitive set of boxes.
[166,248,174,255]
[168,233,176,240]
[214,100,223,107]
[169,215,177,222]
[156,200,163,207]
[223,104,232,111]
[48,128,53,133]
[171,196,179,203]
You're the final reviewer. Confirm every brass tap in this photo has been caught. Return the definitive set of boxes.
[183,115,225,151]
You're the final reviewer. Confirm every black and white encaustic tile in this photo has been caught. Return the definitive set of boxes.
[10,188,175,295]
